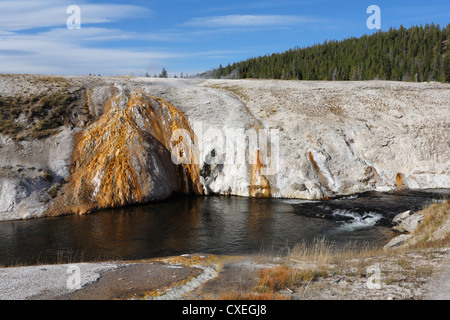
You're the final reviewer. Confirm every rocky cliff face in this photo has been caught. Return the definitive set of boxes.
[0,75,449,221]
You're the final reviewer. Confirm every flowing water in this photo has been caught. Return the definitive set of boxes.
[0,189,448,267]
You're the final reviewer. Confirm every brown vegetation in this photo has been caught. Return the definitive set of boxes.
[411,200,450,246]
[0,87,80,140]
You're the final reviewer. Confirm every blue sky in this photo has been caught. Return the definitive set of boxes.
[0,0,449,76]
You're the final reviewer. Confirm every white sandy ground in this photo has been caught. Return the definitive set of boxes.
[0,260,216,300]
[0,262,117,300]
[422,252,450,300]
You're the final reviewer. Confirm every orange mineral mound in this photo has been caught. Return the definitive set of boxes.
[49,90,202,216]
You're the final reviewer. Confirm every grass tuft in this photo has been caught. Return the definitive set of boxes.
[220,291,288,300]
[254,266,326,293]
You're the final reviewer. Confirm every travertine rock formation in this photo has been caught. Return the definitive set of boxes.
[195,80,450,200]
[0,75,448,220]
[48,89,202,215]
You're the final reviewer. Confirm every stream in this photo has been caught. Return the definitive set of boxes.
[0,189,448,267]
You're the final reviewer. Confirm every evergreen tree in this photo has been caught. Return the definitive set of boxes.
[199,24,449,83]
[159,68,168,78]
[444,53,450,82]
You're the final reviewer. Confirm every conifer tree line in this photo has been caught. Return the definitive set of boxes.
[201,24,450,82]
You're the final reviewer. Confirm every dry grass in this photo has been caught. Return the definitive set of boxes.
[253,265,327,293]
[0,90,78,140]
[154,255,218,266]
[220,291,288,300]
[0,166,17,178]
[286,238,394,282]
[1,249,115,269]
[56,250,86,265]
[413,200,450,244]
[287,234,446,283]
[288,237,335,267]
[36,76,69,87]
[206,84,251,102]
[288,237,397,269]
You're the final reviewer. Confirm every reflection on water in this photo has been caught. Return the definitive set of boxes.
[0,189,448,267]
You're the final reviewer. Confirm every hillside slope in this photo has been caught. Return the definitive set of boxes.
[202,24,450,83]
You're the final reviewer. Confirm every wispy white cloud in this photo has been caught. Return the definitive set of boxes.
[0,33,156,74]
[0,27,242,75]
[0,2,318,76]
[184,14,318,28]
[0,1,161,75]
[0,0,151,31]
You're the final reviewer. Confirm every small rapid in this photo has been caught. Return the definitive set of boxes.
[331,209,383,231]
